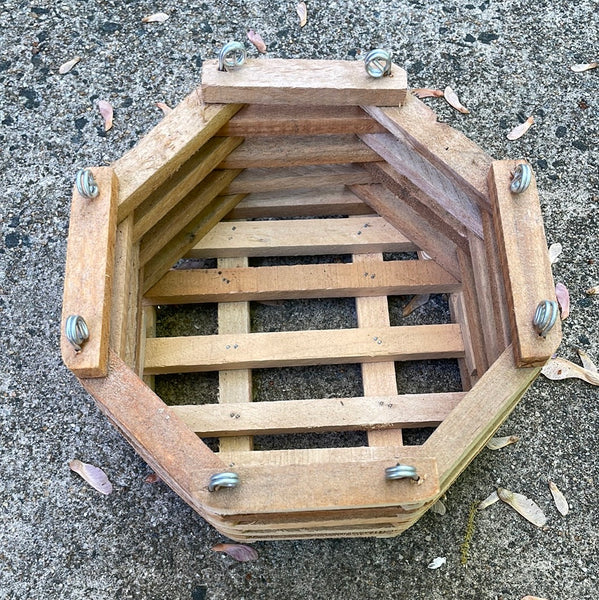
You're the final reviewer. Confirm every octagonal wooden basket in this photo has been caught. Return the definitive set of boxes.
[61,58,561,541]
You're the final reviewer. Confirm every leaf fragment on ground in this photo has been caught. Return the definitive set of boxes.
[430,499,447,515]
[427,556,446,569]
[212,543,259,562]
[155,102,172,116]
[59,56,81,74]
[548,242,562,265]
[412,88,444,98]
[142,12,169,23]
[541,356,599,386]
[145,472,161,483]
[586,284,599,295]
[296,2,307,27]
[555,282,570,320]
[549,481,569,516]
[478,490,500,510]
[577,348,598,373]
[98,100,113,131]
[486,435,519,450]
[497,488,547,527]
[247,29,267,53]
[69,459,113,495]
[443,86,470,113]
[402,294,430,317]
[507,115,534,140]
[570,62,598,72]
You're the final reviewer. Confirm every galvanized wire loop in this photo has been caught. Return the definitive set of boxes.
[208,472,239,492]
[65,315,89,352]
[364,49,392,78]
[218,42,246,72]
[75,169,99,199]
[510,163,532,194]
[385,464,419,481]
[533,300,559,337]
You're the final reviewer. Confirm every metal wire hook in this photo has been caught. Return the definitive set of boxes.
[218,42,246,72]
[208,472,239,492]
[510,163,532,194]
[364,49,392,78]
[385,464,419,481]
[75,169,99,199]
[65,315,89,352]
[533,300,559,337]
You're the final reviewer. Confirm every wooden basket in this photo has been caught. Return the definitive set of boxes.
[61,58,561,541]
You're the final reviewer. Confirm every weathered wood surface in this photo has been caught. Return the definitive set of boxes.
[61,167,118,378]
[488,161,561,366]
[202,58,408,106]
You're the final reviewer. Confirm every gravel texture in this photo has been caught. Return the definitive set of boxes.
[1,1,598,599]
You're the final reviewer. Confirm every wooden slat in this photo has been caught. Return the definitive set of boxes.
[142,305,156,389]
[142,193,246,293]
[449,292,477,388]
[145,258,460,304]
[360,132,483,239]
[139,169,241,266]
[220,135,381,168]
[61,167,118,378]
[144,324,465,374]
[218,104,387,136]
[362,97,492,209]
[202,58,408,106]
[172,393,465,436]
[488,161,561,366]
[350,182,461,280]
[187,216,416,259]
[225,187,372,219]
[133,136,243,241]
[226,164,376,194]
[114,100,242,221]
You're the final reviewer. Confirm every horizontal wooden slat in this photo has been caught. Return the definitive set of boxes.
[187,216,416,258]
[145,259,460,304]
[218,104,387,136]
[144,324,465,374]
[202,58,408,106]
[220,135,382,169]
[171,393,465,436]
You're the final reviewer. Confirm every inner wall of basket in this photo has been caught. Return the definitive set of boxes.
[153,250,462,450]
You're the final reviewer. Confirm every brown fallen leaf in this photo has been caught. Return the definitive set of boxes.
[443,86,470,114]
[549,480,569,516]
[142,12,169,23]
[98,100,113,131]
[486,435,519,450]
[402,294,430,317]
[507,115,534,140]
[59,56,81,74]
[541,356,599,386]
[586,284,599,295]
[577,348,598,373]
[548,242,562,265]
[155,101,172,116]
[412,88,444,99]
[69,459,113,495]
[497,488,547,527]
[296,2,307,27]
[144,472,161,484]
[570,62,598,72]
[247,29,267,54]
[555,282,570,320]
[212,543,259,562]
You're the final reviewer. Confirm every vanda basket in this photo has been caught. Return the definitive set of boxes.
[61,53,561,541]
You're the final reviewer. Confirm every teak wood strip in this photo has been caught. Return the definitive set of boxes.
[142,305,156,389]
[448,292,476,389]
[488,161,561,366]
[132,136,243,241]
[350,183,462,281]
[114,100,242,221]
[360,132,483,239]
[172,393,466,436]
[226,164,376,194]
[144,324,465,374]
[139,169,242,266]
[187,216,416,259]
[225,187,372,219]
[145,259,460,304]
[218,104,387,137]
[142,193,246,293]
[202,58,408,106]
[217,257,253,453]
[362,97,492,209]
[122,243,141,370]
[219,135,382,169]
[61,167,118,378]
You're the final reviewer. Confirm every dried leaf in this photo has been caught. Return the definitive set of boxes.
[548,242,562,265]
[478,490,500,510]
[212,543,259,562]
[555,282,570,320]
[430,499,447,515]
[155,102,172,116]
[296,2,307,27]
[69,459,113,495]
[412,88,444,99]
[402,294,430,317]
[586,284,599,295]
[247,29,267,54]
[549,481,569,516]
[541,357,599,386]
[427,556,446,569]
[59,56,81,74]
[144,472,161,484]
[98,100,113,131]
[570,62,598,72]
[577,348,598,373]
[142,12,169,23]
[486,435,519,450]
[443,86,470,114]
[507,115,534,141]
[497,487,547,527]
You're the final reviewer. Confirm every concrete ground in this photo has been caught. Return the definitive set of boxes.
[1,0,598,598]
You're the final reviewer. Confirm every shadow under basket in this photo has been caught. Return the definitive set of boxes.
[61,58,561,541]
